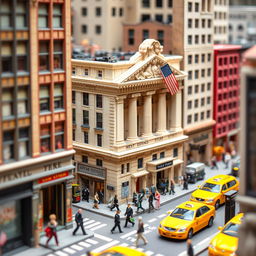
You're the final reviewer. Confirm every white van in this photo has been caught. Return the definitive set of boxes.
[185,162,206,183]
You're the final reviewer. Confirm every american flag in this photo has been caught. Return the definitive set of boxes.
[160,64,179,95]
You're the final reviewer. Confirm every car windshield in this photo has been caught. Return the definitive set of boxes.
[222,222,239,237]
[170,207,195,221]
[200,182,221,193]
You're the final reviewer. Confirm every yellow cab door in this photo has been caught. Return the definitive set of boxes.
[220,183,228,204]
[200,206,211,228]
[194,208,204,232]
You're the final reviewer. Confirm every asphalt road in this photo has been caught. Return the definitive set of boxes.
[63,193,238,256]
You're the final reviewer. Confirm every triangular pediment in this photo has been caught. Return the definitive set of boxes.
[114,55,184,83]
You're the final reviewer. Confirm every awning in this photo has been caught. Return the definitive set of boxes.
[132,170,149,178]
[172,159,183,166]
[147,157,175,172]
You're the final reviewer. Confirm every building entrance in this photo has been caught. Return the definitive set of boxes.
[42,183,65,226]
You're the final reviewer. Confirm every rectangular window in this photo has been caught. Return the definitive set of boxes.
[152,154,157,161]
[95,7,101,16]
[119,8,123,17]
[81,25,87,34]
[208,34,212,43]
[96,159,103,167]
[72,91,76,104]
[97,70,103,78]
[207,83,211,91]
[158,152,164,159]
[207,110,211,118]
[167,14,172,23]
[195,70,199,79]
[194,113,198,122]
[2,89,14,117]
[143,29,149,41]
[201,84,205,92]
[1,42,12,74]
[207,97,211,104]
[83,93,89,106]
[17,87,28,115]
[195,3,199,12]
[142,0,150,8]
[156,0,163,7]
[155,14,163,22]
[54,83,64,110]
[173,148,178,157]
[195,85,199,93]
[207,68,211,77]
[112,7,116,16]
[38,3,48,28]
[141,14,151,22]
[95,25,101,34]
[39,41,50,72]
[188,19,192,28]
[97,134,102,147]
[188,55,192,64]
[187,115,192,124]
[96,94,103,108]
[138,158,143,169]
[72,67,76,75]
[188,2,192,12]
[121,164,125,174]
[202,35,205,44]
[96,112,103,128]
[0,0,12,29]
[195,35,199,44]
[82,7,87,16]
[82,155,88,163]
[201,98,205,106]
[40,124,51,153]
[3,130,15,161]
[54,40,63,71]
[84,132,88,144]
[195,54,199,63]
[55,122,64,150]
[84,69,89,76]
[128,29,134,45]
[208,19,212,28]
[188,35,192,45]
[201,69,205,77]
[168,0,173,7]
[17,42,28,72]
[188,71,192,80]
[188,86,192,94]
[195,19,199,28]
[16,0,27,28]
[157,30,164,45]
[19,127,29,158]
[188,100,192,109]
[40,85,50,112]
[72,108,76,124]
[53,4,62,28]
[194,99,198,108]
[127,163,130,172]
[83,110,89,126]
[72,129,75,141]
[201,54,205,63]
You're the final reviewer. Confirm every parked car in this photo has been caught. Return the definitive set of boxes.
[231,158,240,177]
[185,162,206,183]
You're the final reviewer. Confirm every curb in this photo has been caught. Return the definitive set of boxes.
[73,188,196,219]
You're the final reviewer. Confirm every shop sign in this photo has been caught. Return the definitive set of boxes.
[77,163,105,179]
[0,170,32,184]
[193,134,209,143]
[38,171,69,184]
[156,160,173,170]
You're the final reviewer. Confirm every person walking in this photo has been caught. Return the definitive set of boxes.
[178,175,183,187]
[124,204,134,227]
[46,214,59,247]
[136,192,145,213]
[169,179,175,195]
[73,209,87,236]
[84,187,90,202]
[160,180,166,195]
[93,192,99,209]
[183,175,189,190]
[110,195,120,211]
[150,184,156,199]
[211,155,218,170]
[98,190,104,204]
[132,192,138,207]
[135,217,148,247]
[155,190,161,210]
[111,210,123,234]
[148,192,155,213]
[187,239,194,256]
[224,152,231,169]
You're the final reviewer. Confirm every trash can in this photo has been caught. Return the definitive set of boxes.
[224,190,238,224]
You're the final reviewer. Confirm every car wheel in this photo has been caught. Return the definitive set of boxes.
[215,200,220,210]
[187,229,193,239]
[208,217,214,228]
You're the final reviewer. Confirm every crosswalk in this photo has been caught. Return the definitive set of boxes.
[46,214,166,256]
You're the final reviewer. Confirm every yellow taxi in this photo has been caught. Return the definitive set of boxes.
[158,201,215,240]
[91,246,147,256]
[208,213,243,256]
[190,175,239,209]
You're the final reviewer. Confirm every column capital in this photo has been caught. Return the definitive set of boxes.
[115,95,126,103]
[144,90,155,96]
[129,93,141,99]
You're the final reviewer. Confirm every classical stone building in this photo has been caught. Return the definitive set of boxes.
[0,0,74,254]
[72,39,187,203]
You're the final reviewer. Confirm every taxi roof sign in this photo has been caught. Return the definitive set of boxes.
[185,203,194,208]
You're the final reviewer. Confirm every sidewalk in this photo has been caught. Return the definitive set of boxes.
[73,161,233,219]
[14,229,94,256]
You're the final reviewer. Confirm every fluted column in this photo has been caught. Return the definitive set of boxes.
[157,90,167,133]
[127,93,140,140]
[170,90,182,130]
[143,91,155,137]
[116,96,126,143]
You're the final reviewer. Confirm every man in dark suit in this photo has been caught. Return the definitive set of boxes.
[124,204,134,228]
[73,209,87,235]
[111,210,123,234]
[187,239,194,256]
[148,192,155,213]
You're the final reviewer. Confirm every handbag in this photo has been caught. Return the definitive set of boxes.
[130,217,135,223]
[44,226,52,238]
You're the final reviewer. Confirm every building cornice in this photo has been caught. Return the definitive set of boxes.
[184,120,216,135]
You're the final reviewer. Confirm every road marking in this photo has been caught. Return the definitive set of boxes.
[197,237,210,247]
[55,251,68,256]
[70,244,84,251]
[84,221,101,229]
[90,223,107,231]
[145,251,154,255]
[86,239,99,245]
[91,240,120,253]
[157,214,166,218]
[63,248,76,254]
[155,254,165,256]
[83,220,95,226]
[78,241,91,248]
[148,218,157,223]
[119,243,129,247]
[120,230,137,239]
[94,233,113,242]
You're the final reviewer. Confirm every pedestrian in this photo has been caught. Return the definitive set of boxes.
[111,210,123,234]
[98,190,104,204]
[165,179,169,193]
[124,204,134,227]
[150,184,156,199]
[211,155,218,170]
[132,192,138,207]
[178,175,183,187]
[93,192,99,209]
[45,214,59,247]
[148,192,155,213]
[187,239,194,256]
[183,175,189,190]
[73,209,87,235]
[160,180,166,195]
[135,217,148,247]
[169,179,175,195]
[110,195,120,211]
[224,152,231,169]
[136,192,145,213]
[155,190,161,210]
[82,187,86,201]
[84,187,90,202]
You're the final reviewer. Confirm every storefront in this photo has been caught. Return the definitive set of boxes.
[77,162,106,203]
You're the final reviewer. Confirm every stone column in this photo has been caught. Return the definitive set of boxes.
[143,91,155,137]
[142,176,147,190]
[151,173,157,186]
[157,90,167,133]
[116,96,126,143]
[127,93,140,140]
[170,90,182,130]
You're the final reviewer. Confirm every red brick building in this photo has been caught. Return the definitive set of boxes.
[213,45,241,152]
[123,21,172,54]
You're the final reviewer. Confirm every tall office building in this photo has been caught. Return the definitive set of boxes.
[172,0,216,165]
[0,0,74,254]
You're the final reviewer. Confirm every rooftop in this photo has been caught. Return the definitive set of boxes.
[214,44,242,51]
